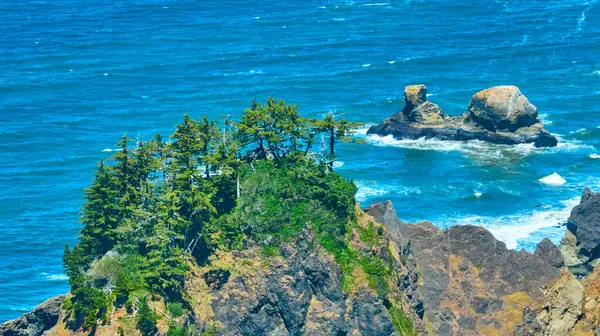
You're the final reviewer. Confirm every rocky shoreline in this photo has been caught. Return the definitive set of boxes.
[3,188,600,335]
[368,85,558,148]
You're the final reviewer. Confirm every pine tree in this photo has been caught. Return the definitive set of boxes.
[79,160,121,258]
[312,111,362,171]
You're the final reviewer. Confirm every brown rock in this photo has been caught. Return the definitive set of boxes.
[402,85,427,115]
[466,85,538,132]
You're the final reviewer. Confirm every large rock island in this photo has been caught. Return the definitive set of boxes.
[368,85,558,147]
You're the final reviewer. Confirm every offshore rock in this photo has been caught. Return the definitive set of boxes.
[367,85,558,147]
[0,295,66,336]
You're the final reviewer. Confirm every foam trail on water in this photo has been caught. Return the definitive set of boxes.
[450,197,580,250]
[354,126,594,162]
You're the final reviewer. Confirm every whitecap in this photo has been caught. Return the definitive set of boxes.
[103,73,108,76]
[362,2,391,6]
[590,153,600,159]
[40,272,68,281]
[388,60,396,64]
[102,148,113,152]
[332,18,346,21]
[452,196,580,250]
[538,172,566,186]
[333,161,344,168]
[474,192,482,198]
[356,180,421,203]
[362,63,371,67]
[254,16,260,20]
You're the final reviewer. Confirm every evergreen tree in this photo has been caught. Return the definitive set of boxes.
[79,160,121,259]
[312,111,362,171]
[136,297,158,336]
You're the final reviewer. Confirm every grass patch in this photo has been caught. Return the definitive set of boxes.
[389,305,415,336]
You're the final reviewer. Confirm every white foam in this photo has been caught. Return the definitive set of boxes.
[354,126,592,163]
[362,63,371,67]
[333,161,344,168]
[538,172,566,186]
[102,148,113,152]
[388,60,396,64]
[41,272,68,281]
[103,73,108,76]
[474,192,482,198]
[590,153,600,159]
[453,197,579,250]
[362,2,391,6]
[356,181,421,202]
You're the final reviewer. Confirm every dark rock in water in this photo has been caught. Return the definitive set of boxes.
[534,237,565,268]
[367,85,558,147]
[0,294,66,336]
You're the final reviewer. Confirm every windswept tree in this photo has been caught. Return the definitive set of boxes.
[312,109,363,171]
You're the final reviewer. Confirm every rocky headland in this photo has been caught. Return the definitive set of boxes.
[367,85,558,147]
[4,188,600,335]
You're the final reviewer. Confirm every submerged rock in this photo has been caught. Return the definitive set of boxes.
[367,85,558,147]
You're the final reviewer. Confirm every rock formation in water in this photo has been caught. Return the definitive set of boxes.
[367,85,558,147]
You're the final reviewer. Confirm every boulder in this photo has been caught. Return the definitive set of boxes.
[466,86,538,132]
[0,294,66,336]
[535,238,565,268]
[367,84,558,147]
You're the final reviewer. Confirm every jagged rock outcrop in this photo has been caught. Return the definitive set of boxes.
[514,269,584,336]
[186,228,397,336]
[535,238,565,268]
[560,188,600,276]
[0,295,66,336]
[395,223,560,335]
[367,85,558,147]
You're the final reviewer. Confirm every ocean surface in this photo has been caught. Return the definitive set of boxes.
[1,0,599,322]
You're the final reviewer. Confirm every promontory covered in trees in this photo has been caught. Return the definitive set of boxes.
[3,90,600,336]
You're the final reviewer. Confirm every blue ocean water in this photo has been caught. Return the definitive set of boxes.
[1,0,599,322]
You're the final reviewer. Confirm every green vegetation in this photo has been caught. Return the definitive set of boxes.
[62,98,363,333]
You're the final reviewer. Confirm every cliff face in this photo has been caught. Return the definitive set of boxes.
[185,228,397,336]
[5,190,600,335]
